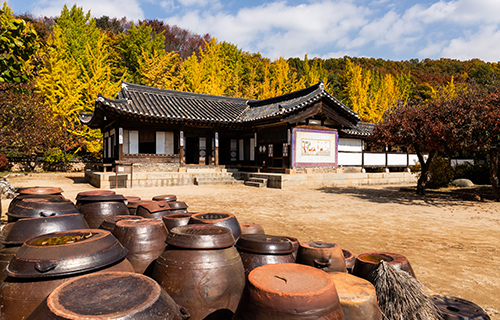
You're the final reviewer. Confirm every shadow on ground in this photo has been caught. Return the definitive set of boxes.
[317,185,494,207]
[66,176,88,184]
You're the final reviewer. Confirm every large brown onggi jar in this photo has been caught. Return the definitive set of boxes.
[152,194,177,202]
[189,212,241,240]
[112,219,168,274]
[297,241,347,273]
[9,187,64,214]
[152,225,245,320]
[75,190,115,201]
[235,234,295,276]
[233,263,345,320]
[343,249,356,274]
[162,213,193,232]
[352,252,415,284]
[76,195,129,228]
[127,200,153,215]
[167,201,188,214]
[26,272,190,320]
[7,198,79,223]
[8,194,65,215]
[0,229,134,320]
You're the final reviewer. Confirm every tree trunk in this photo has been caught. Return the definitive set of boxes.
[488,148,500,201]
[416,149,435,196]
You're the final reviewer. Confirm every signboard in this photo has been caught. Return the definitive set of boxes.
[292,127,338,167]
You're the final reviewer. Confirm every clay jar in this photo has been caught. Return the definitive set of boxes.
[168,201,188,214]
[352,252,415,284]
[136,201,172,220]
[0,229,134,320]
[343,249,356,273]
[7,198,80,222]
[9,187,64,214]
[430,295,491,320]
[26,272,190,320]
[99,215,143,232]
[240,222,265,235]
[280,235,299,261]
[112,219,168,274]
[235,234,295,276]
[297,241,347,273]
[233,263,345,320]
[162,213,193,232]
[77,195,129,228]
[189,212,242,240]
[328,272,381,320]
[127,200,153,215]
[152,225,245,320]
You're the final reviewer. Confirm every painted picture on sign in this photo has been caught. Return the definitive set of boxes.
[301,139,331,156]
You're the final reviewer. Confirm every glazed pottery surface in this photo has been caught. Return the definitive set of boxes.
[236,234,295,276]
[5,229,128,278]
[152,194,177,202]
[162,214,193,232]
[26,272,190,320]
[328,272,381,320]
[7,198,79,222]
[75,190,115,201]
[189,212,241,240]
[233,263,345,320]
[430,295,491,320]
[17,187,63,195]
[153,225,245,320]
[99,215,143,232]
[77,195,129,228]
[297,241,347,273]
[240,222,265,235]
[343,249,356,273]
[127,200,153,215]
[1,214,89,246]
[0,259,134,320]
[8,194,65,215]
[136,201,172,220]
[113,219,168,274]
[352,252,415,284]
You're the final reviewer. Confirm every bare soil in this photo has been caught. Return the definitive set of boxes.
[2,173,499,319]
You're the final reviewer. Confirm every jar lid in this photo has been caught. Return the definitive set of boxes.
[44,272,164,319]
[17,187,63,195]
[300,241,340,249]
[1,213,90,245]
[152,194,177,202]
[75,190,116,200]
[76,195,127,203]
[5,229,128,278]
[137,201,170,213]
[430,295,490,319]
[236,234,293,254]
[99,215,143,232]
[167,225,235,249]
[7,198,80,219]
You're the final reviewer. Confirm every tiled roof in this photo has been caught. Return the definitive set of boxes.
[82,81,361,128]
[340,122,374,137]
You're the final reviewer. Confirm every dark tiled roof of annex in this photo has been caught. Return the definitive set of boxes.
[83,81,362,128]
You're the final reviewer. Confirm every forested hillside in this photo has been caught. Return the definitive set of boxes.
[1,2,499,160]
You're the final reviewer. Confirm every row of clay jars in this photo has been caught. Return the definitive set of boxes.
[152,225,245,320]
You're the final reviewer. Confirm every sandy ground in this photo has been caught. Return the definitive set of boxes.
[2,172,499,319]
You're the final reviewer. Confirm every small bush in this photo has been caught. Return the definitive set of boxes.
[454,161,490,185]
[0,153,8,171]
[427,157,454,188]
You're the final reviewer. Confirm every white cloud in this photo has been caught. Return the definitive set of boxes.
[31,0,145,20]
[441,25,500,62]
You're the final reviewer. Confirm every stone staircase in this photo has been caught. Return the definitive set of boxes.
[244,177,268,188]
[194,172,243,186]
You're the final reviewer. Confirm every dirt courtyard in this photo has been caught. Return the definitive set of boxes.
[2,173,499,319]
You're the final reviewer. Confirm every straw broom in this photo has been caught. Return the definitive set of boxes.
[374,261,442,320]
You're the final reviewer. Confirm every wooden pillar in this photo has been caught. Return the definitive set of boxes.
[118,127,123,161]
[180,130,185,166]
[215,131,219,165]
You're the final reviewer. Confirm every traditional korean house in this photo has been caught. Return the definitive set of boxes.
[81,81,372,174]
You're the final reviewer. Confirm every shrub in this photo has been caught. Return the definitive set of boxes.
[427,157,454,188]
[0,153,8,171]
[454,161,490,185]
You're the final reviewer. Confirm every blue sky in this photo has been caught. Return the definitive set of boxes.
[8,0,500,62]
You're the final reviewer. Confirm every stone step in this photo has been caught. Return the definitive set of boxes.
[244,180,266,188]
[194,176,240,186]
[247,177,268,184]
